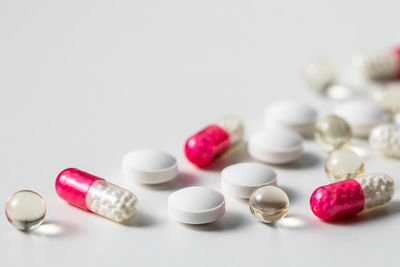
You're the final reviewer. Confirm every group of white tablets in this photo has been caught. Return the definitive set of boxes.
[121,92,399,225]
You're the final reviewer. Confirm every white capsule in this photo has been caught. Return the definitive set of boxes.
[369,124,400,158]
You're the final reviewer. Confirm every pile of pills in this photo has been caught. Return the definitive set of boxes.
[5,45,400,232]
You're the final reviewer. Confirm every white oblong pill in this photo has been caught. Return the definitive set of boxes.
[369,124,400,158]
[264,99,317,136]
[248,129,303,164]
[122,148,178,185]
[221,162,277,199]
[333,100,388,138]
[168,186,225,224]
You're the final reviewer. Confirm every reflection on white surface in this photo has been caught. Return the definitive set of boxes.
[276,215,310,229]
[326,84,356,100]
[33,223,68,236]
[349,144,370,158]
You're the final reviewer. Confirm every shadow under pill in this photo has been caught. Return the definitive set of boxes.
[204,142,254,172]
[275,151,321,170]
[31,220,78,237]
[278,186,298,203]
[181,211,245,232]
[325,200,400,226]
[138,171,201,192]
[124,210,157,228]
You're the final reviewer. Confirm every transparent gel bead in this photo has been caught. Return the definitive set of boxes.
[303,59,336,92]
[315,115,352,152]
[5,190,46,231]
[325,148,364,181]
[369,84,400,114]
[249,185,289,223]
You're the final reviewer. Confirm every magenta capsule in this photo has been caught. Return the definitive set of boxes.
[354,46,400,80]
[184,115,244,167]
[310,173,394,221]
[55,168,138,223]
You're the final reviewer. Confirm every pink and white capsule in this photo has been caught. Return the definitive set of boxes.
[56,168,138,223]
[353,46,400,80]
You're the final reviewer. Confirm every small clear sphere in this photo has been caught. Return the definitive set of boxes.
[394,113,400,125]
[303,59,336,92]
[369,84,400,115]
[315,115,352,152]
[325,148,364,181]
[5,190,46,231]
[249,185,289,223]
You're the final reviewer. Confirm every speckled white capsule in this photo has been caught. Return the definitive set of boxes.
[369,124,400,158]
[168,186,225,224]
[334,100,389,138]
[264,99,317,136]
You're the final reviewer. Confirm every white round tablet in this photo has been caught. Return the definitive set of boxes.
[221,162,277,199]
[264,99,317,136]
[248,129,303,164]
[333,100,389,138]
[168,186,225,224]
[122,148,178,184]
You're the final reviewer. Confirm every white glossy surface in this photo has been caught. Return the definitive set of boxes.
[168,186,225,224]
[248,129,303,164]
[221,162,277,198]
[264,99,317,135]
[1,1,400,267]
[334,100,389,137]
[122,148,178,184]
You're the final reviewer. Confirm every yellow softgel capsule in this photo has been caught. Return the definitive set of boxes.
[249,185,289,223]
[325,148,364,181]
[5,190,46,231]
[315,115,352,152]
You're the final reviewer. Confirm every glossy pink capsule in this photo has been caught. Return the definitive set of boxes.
[56,168,138,223]
[310,173,394,221]
[184,115,244,167]
[354,46,400,80]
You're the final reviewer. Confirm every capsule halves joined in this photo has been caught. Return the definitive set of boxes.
[184,115,244,167]
[56,168,138,223]
[310,173,394,221]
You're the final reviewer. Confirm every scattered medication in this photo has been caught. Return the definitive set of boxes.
[315,115,352,152]
[353,46,400,80]
[303,59,336,92]
[249,185,289,223]
[325,148,364,181]
[248,128,303,164]
[369,124,400,158]
[5,190,46,231]
[184,115,244,167]
[221,162,277,199]
[264,99,317,136]
[168,186,225,224]
[56,168,138,223]
[369,84,400,114]
[122,148,178,184]
[310,173,394,221]
[334,100,388,138]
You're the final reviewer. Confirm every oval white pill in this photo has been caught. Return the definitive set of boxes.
[168,186,225,224]
[333,100,388,138]
[248,129,303,164]
[264,99,317,136]
[221,162,277,198]
[369,124,400,158]
[122,148,178,184]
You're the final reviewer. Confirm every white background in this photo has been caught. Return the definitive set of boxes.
[1,1,399,266]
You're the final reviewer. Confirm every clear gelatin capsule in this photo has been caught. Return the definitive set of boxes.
[184,115,244,167]
[353,46,400,80]
[315,115,352,152]
[325,148,364,181]
[56,168,138,223]
[369,84,400,114]
[249,185,289,223]
[5,190,46,231]
[310,173,394,221]
[369,124,400,158]
[303,59,336,92]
